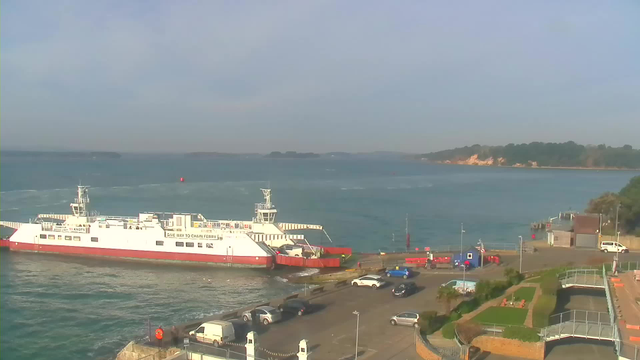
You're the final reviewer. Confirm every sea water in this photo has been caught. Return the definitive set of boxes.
[1,156,637,359]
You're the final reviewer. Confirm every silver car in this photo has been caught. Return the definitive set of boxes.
[389,311,420,328]
[241,306,282,325]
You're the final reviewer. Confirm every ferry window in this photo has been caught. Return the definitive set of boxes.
[206,243,214,248]
[65,236,72,240]
[73,236,81,241]
[48,235,55,240]
[186,242,194,248]
[91,237,98,242]
[176,242,184,247]
[40,234,47,239]
[156,241,164,246]
[58,235,62,240]
[198,243,202,248]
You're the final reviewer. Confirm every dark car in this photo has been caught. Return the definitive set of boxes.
[392,282,417,298]
[278,299,312,316]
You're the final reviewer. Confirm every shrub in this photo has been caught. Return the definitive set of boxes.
[442,322,456,339]
[502,326,541,342]
[504,268,524,286]
[474,280,493,302]
[532,294,557,327]
[540,274,560,296]
[456,298,480,314]
[456,321,483,344]
[449,311,462,321]
[419,311,447,334]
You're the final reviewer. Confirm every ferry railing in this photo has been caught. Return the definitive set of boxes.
[603,264,621,354]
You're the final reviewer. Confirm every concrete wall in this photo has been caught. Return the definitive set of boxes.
[471,336,545,360]
[116,341,181,360]
[601,235,640,250]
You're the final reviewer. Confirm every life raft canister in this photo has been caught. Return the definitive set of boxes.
[155,327,164,340]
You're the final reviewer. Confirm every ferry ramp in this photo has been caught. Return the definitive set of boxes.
[558,268,605,289]
[541,310,617,342]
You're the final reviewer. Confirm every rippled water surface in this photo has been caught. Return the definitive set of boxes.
[1,156,638,359]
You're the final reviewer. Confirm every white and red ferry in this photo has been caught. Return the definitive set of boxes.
[0,186,348,268]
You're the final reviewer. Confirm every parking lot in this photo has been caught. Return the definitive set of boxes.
[191,271,461,360]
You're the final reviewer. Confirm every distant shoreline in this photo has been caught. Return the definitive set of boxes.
[421,161,640,171]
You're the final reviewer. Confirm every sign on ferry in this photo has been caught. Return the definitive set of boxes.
[165,233,218,239]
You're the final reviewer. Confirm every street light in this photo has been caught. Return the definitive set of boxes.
[519,236,523,272]
[478,239,484,268]
[460,223,465,257]
[353,311,360,360]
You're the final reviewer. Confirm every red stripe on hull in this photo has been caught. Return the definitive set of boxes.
[0,239,10,248]
[8,242,273,268]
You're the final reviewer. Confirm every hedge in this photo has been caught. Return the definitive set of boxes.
[502,326,541,342]
[532,294,557,327]
[442,322,456,339]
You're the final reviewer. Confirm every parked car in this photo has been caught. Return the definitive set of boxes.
[241,306,282,325]
[389,311,420,327]
[351,275,385,289]
[441,279,476,294]
[189,320,236,347]
[386,266,414,279]
[600,241,629,253]
[278,299,312,316]
[392,282,417,297]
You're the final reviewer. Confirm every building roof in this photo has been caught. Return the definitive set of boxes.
[573,215,599,234]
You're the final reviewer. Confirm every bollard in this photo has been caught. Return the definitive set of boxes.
[246,331,257,359]
[297,339,309,360]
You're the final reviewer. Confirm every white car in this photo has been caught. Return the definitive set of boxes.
[352,275,385,289]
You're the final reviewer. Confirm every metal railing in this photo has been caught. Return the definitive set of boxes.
[558,268,605,288]
[548,310,611,326]
[603,264,621,354]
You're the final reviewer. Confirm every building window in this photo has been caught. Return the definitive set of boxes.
[467,253,473,260]
[156,241,164,246]
[186,242,194,248]
[73,236,81,241]
[40,234,47,239]
[91,237,98,242]
[65,236,72,241]
[48,235,55,240]
[198,242,203,248]
[176,242,184,247]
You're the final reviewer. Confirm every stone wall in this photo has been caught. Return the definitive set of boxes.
[471,335,545,360]
[116,341,181,360]
[415,333,443,360]
[601,235,640,250]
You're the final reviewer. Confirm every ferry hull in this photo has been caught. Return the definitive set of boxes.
[8,242,274,268]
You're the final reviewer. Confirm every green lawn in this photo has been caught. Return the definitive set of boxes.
[513,287,536,303]
[472,306,528,326]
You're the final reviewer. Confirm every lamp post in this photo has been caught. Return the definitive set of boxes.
[460,223,465,257]
[519,236,523,273]
[478,239,484,268]
[615,204,620,240]
[353,311,360,360]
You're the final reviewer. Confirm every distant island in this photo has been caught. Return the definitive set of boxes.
[185,152,261,159]
[2,150,121,159]
[265,151,320,159]
[417,142,640,169]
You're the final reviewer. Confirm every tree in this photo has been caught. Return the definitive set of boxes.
[585,192,620,218]
[437,285,462,314]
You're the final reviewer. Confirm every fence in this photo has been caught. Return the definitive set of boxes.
[548,310,611,326]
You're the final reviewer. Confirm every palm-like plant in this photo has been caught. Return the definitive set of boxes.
[437,286,461,314]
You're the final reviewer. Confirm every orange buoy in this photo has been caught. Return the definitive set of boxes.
[155,327,164,340]
[180,177,184,182]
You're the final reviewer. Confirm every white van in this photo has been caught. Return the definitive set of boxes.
[600,241,629,253]
[189,320,235,347]
[441,279,477,294]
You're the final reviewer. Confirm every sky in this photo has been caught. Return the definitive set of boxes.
[2,1,640,154]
